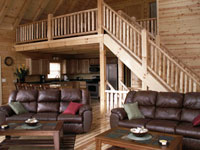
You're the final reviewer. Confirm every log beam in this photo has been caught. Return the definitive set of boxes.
[97,0,103,34]
[100,38,106,115]
[118,59,124,90]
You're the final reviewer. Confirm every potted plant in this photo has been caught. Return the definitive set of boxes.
[14,64,29,83]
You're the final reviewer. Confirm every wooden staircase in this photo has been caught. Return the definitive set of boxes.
[102,2,200,93]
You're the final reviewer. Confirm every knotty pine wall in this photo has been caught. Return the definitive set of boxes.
[0,30,27,104]
[159,0,200,76]
[105,0,156,19]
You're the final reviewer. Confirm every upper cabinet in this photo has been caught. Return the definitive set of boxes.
[26,58,49,75]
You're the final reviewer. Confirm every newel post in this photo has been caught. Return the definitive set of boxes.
[141,29,148,90]
[97,0,104,34]
[47,14,53,41]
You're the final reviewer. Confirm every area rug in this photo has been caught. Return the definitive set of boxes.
[1,134,76,150]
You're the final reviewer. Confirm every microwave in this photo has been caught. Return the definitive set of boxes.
[89,65,100,73]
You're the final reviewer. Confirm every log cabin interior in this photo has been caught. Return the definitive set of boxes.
[0,0,200,149]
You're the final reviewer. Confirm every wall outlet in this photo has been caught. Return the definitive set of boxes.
[2,78,6,82]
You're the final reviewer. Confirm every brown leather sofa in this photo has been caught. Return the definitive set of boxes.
[110,91,200,150]
[0,88,92,134]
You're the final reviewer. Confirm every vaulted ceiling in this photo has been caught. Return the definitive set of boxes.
[0,0,151,30]
[0,0,97,30]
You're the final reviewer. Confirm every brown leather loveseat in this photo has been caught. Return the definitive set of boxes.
[110,91,200,150]
[0,88,92,134]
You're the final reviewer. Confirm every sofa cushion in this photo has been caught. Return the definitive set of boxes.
[181,93,200,123]
[6,113,34,121]
[61,89,81,102]
[125,91,157,106]
[155,108,181,121]
[38,89,60,102]
[9,102,28,115]
[37,102,59,113]
[146,119,179,134]
[157,92,183,108]
[57,114,82,123]
[16,90,38,102]
[32,113,58,121]
[176,122,200,139]
[139,106,155,119]
[123,102,144,120]
[63,102,83,115]
[118,118,151,128]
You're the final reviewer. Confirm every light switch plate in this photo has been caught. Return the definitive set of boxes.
[2,78,6,82]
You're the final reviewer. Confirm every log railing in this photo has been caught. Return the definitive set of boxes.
[137,18,157,36]
[52,8,97,39]
[16,19,48,43]
[105,90,128,113]
[102,2,200,92]
[16,9,97,43]
[103,3,142,61]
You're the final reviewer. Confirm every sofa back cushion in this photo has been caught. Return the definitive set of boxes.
[8,90,38,113]
[37,89,60,113]
[125,91,157,118]
[181,92,200,122]
[59,89,90,113]
[155,92,183,121]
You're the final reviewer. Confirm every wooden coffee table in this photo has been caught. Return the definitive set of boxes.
[95,127,182,150]
[0,121,63,150]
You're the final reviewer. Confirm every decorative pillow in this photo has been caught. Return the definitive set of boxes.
[9,102,28,115]
[123,102,144,120]
[192,114,200,126]
[63,102,83,115]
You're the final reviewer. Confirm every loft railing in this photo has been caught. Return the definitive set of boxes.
[102,2,200,92]
[16,19,48,44]
[52,8,97,39]
[137,18,157,36]
[16,9,98,44]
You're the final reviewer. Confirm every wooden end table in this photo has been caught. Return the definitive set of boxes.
[0,121,63,150]
[95,127,182,150]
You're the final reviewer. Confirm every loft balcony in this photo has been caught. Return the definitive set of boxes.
[14,7,157,51]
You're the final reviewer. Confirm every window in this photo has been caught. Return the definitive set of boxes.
[48,62,61,79]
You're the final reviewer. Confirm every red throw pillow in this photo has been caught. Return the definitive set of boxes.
[192,114,200,126]
[63,102,83,115]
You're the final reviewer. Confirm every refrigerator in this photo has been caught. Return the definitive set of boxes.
[106,64,118,90]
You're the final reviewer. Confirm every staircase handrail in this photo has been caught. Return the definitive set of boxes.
[119,80,129,91]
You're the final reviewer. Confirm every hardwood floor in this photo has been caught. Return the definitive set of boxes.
[75,99,111,150]
[0,100,112,150]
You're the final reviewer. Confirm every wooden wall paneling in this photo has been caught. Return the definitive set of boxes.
[159,0,200,77]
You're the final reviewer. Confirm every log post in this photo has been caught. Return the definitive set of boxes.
[97,0,103,34]
[48,14,53,41]
[118,59,124,90]
[100,38,106,115]
[141,29,148,90]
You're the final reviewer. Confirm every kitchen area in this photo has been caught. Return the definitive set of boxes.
[19,56,118,99]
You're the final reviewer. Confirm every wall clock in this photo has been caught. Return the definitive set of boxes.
[4,57,14,66]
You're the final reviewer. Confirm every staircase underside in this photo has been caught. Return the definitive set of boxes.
[14,34,102,55]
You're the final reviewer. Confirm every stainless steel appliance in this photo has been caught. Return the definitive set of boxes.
[87,83,99,99]
[89,65,100,73]
[106,64,118,90]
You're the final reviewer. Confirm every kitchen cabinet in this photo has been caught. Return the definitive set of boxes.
[90,58,99,65]
[26,58,49,75]
[78,59,89,74]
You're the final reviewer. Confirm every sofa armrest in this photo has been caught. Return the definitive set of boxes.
[0,104,14,117]
[79,104,92,116]
[0,104,14,125]
[111,108,128,120]
[79,104,92,133]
